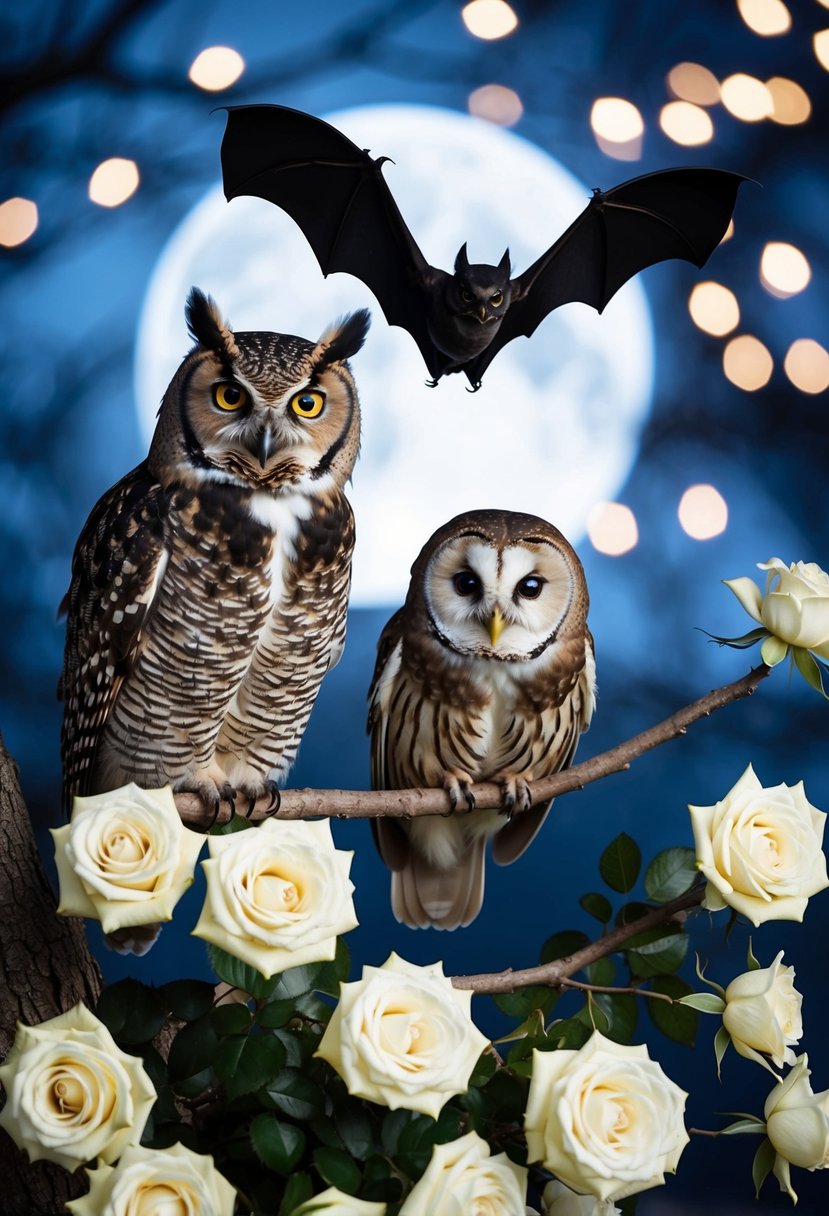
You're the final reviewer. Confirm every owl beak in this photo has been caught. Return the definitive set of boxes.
[488,608,506,647]
[256,426,274,469]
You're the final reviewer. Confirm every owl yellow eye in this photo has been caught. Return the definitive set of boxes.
[290,389,326,419]
[491,291,503,307]
[212,382,248,412]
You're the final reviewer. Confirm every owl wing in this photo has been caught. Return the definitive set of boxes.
[58,462,170,808]
[367,611,411,871]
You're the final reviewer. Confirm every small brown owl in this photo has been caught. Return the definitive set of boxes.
[368,509,596,930]
[59,288,369,821]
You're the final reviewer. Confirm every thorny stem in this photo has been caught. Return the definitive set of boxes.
[175,665,770,828]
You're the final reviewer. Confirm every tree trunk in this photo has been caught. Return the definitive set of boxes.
[0,732,101,1215]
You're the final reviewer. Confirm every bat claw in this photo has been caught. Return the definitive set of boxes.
[465,381,482,394]
[424,377,439,389]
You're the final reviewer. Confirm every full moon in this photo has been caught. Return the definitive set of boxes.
[135,104,654,604]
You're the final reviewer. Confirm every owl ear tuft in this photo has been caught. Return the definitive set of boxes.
[185,287,241,361]
[312,308,371,369]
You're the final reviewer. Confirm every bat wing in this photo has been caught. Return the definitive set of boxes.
[466,167,747,383]
[221,104,443,376]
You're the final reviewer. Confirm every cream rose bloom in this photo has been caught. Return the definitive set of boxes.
[51,783,204,943]
[541,1181,621,1215]
[399,1131,527,1215]
[316,953,489,1118]
[725,557,829,665]
[722,950,803,1071]
[290,1186,386,1214]
[191,818,357,978]
[764,1054,829,1202]
[524,1031,688,1202]
[65,1141,236,1215]
[0,1002,156,1171]
[689,764,829,925]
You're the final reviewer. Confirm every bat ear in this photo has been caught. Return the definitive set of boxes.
[454,243,471,275]
[312,308,371,369]
[498,248,511,275]
[185,287,240,361]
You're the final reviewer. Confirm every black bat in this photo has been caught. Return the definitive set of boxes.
[221,104,746,390]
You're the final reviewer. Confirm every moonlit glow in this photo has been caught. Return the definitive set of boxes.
[659,101,714,145]
[766,77,811,124]
[720,74,773,121]
[723,335,773,391]
[88,158,140,207]
[590,98,644,159]
[678,484,728,540]
[467,84,523,126]
[666,62,721,105]
[587,502,639,556]
[721,219,735,243]
[813,30,829,72]
[0,197,38,247]
[784,340,829,394]
[188,46,245,91]
[737,0,792,36]
[461,0,518,40]
[688,281,740,336]
[760,241,811,297]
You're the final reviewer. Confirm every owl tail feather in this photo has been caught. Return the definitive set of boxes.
[391,836,486,931]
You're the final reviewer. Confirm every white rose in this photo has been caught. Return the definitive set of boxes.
[51,783,204,938]
[541,1180,621,1215]
[316,953,489,1118]
[689,764,829,925]
[191,818,357,978]
[290,1185,387,1214]
[764,1054,829,1203]
[722,950,803,1070]
[65,1141,236,1215]
[0,1002,156,1171]
[725,557,829,665]
[399,1131,527,1215]
[524,1031,688,1202]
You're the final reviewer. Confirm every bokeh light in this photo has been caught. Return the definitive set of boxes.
[666,62,720,105]
[0,197,38,247]
[814,30,829,71]
[188,46,245,92]
[659,100,714,145]
[723,334,773,391]
[688,281,740,336]
[736,0,791,36]
[760,241,811,297]
[720,219,735,243]
[461,0,518,40]
[784,339,829,394]
[88,158,140,207]
[590,97,644,159]
[587,502,639,556]
[467,84,523,126]
[720,73,774,121]
[678,484,729,540]
[766,77,811,124]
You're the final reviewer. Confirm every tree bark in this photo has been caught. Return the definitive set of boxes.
[0,731,101,1215]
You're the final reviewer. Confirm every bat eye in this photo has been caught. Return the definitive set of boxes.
[213,381,249,412]
[290,389,326,419]
[516,575,545,600]
[453,570,481,598]
[460,288,473,303]
[490,291,503,307]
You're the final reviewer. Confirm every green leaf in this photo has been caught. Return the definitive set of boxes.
[216,1033,286,1101]
[173,1066,214,1099]
[615,901,653,927]
[313,1145,362,1193]
[271,961,329,1000]
[264,1068,326,1121]
[644,847,698,902]
[161,980,216,1022]
[539,929,591,965]
[575,996,610,1034]
[704,626,769,649]
[206,944,279,1000]
[334,1106,374,1160]
[492,985,555,1019]
[166,1015,219,1083]
[626,927,688,978]
[761,634,789,667]
[579,891,612,923]
[714,1025,731,1078]
[601,992,638,1044]
[793,646,829,697]
[396,1114,440,1178]
[752,1136,775,1198]
[210,813,256,836]
[273,1026,315,1068]
[678,992,726,1014]
[469,1049,498,1086]
[746,938,761,972]
[257,999,298,1029]
[648,976,697,1045]
[250,1113,306,1174]
[599,833,641,894]
[720,1116,766,1136]
[278,1171,313,1215]
[585,955,615,987]
[96,979,167,1045]
[381,1109,412,1157]
[694,952,726,998]
[543,1017,592,1050]
[211,1003,252,1035]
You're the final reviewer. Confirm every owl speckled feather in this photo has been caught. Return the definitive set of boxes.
[59,288,369,822]
[368,510,595,930]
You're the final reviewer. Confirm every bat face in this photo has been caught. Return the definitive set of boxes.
[448,243,512,326]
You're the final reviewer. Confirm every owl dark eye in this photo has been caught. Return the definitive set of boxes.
[516,575,544,599]
[453,570,481,598]
[290,389,326,419]
[213,382,249,412]
[490,291,504,307]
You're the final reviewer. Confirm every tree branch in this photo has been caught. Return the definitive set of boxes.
[175,664,770,828]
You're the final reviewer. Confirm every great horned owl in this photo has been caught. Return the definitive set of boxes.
[368,509,596,930]
[59,288,369,819]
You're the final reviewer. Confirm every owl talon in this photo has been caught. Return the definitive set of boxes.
[498,775,533,819]
[443,774,475,816]
[264,781,282,817]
